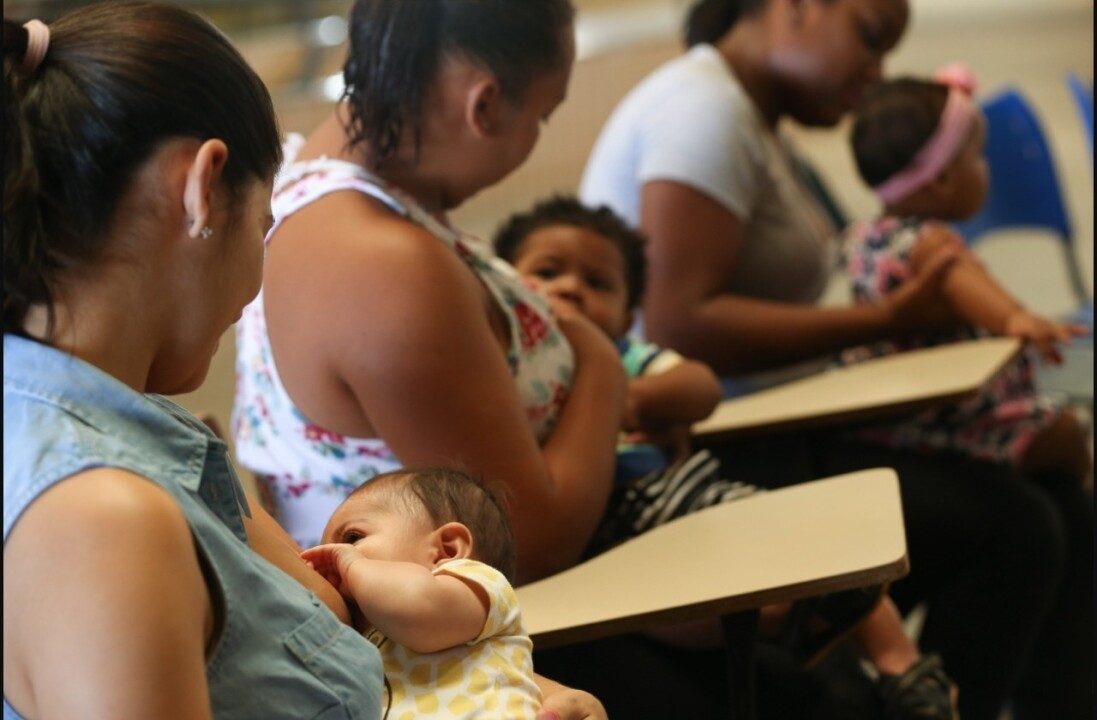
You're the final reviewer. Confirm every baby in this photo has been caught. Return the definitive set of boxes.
[843,66,1091,488]
[495,195,960,720]
[302,467,541,719]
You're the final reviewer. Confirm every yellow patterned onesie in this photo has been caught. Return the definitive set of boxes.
[366,558,542,719]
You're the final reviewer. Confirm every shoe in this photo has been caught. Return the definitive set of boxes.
[781,583,889,668]
[877,653,959,720]
[583,449,760,558]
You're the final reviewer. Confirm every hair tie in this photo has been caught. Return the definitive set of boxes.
[22,20,50,73]
[872,65,980,205]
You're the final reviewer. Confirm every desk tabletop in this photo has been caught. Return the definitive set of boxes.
[517,467,908,649]
[692,337,1022,442]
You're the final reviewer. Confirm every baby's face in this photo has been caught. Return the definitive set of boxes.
[322,492,438,568]
[512,224,632,339]
[940,111,989,221]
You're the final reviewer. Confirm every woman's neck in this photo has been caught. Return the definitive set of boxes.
[317,108,451,219]
[716,24,780,129]
[23,272,159,393]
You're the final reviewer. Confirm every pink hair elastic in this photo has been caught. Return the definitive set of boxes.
[872,69,980,205]
[22,19,50,73]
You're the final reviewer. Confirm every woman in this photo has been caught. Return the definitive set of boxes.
[2,5,384,717]
[232,0,627,584]
[579,0,1091,718]
[2,5,603,719]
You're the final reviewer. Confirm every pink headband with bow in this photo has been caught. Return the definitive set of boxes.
[872,64,980,205]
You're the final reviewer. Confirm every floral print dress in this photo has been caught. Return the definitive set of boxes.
[838,216,1060,466]
[233,134,574,548]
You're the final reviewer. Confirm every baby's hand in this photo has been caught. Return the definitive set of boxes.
[1004,310,1088,365]
[300,544,355,590]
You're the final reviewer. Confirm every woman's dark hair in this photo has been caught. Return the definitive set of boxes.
[342,0,574,168]
[850,78,950,187]
[684,0,766,47]
[3,3,282,338]
[493,195,648,312]
[360,467,518,582]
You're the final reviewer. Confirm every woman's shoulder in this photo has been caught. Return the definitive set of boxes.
[14,466,191,545]
[270,191,463,285]
[622,47,746,117]
[265,200,490,355]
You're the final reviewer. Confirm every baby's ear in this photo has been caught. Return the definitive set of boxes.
[432,522,474,565]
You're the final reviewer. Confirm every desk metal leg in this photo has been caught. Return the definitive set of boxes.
[722,610,760,720]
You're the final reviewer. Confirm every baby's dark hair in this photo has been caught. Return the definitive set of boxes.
[851,78,951,188]
[493,195,648,311]
[357,467,517,581]
[3,3,281,339]
[342,0,574,168]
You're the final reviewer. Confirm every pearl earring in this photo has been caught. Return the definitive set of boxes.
[199,226,213,239]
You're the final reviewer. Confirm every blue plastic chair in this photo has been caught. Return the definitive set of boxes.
[953,87,1093,414]
[954,87,1092,330]
[1067,72,1093,167]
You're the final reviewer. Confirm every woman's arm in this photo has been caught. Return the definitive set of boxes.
[3,469,213,720]
[640,181,960,375]
[267,204,626,584]
[353,251,625,583]
[354,256,626,583]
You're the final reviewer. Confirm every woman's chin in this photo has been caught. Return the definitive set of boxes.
[149,358,213,396]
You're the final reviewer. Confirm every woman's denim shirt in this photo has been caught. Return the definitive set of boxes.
[3,334,383,720]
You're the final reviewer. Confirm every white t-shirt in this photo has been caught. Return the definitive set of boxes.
[580,44,839,394]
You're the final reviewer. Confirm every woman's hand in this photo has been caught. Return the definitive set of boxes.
[550,298,628,428]
[536,678,608,720]
[550,298,623,371]
[622,422,692,464]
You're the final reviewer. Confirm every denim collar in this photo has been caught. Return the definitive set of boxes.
[4,334,248,536]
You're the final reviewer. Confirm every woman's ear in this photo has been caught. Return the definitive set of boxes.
[466,76,503,139]
[182,139,229,239]
[431,521,474,565]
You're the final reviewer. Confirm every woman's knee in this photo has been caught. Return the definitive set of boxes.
[995,479,1069,585]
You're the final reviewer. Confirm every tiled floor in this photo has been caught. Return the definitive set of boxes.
[173,2,1094,490]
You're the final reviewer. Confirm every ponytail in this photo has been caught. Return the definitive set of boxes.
[343,2,441,166]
